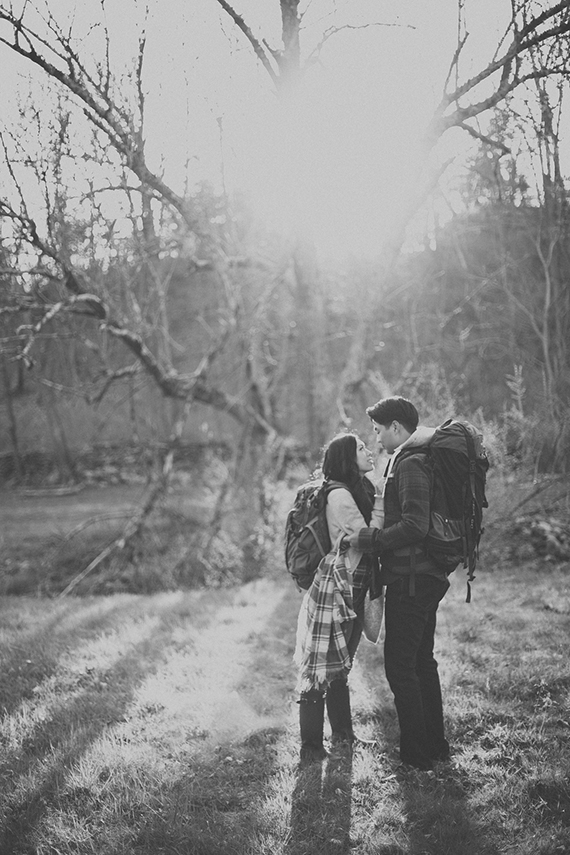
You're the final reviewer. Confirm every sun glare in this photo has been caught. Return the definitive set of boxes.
[230,76,428,260]
[206,5,460,261]
[0,0,512,261]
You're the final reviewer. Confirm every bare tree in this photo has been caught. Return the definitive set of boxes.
[214,0,345,451]
[341,0,570,417]
[2,0,570,565]
[211,1,570,427]
[0,2,280,578]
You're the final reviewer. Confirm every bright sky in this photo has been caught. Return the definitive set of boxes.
[138,0,516,258]
[0,0,547,260]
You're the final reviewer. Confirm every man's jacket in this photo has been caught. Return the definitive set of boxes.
[355,426,447,583]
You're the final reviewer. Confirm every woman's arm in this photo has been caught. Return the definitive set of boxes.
[370,492,385,530]
[326,489,369,540]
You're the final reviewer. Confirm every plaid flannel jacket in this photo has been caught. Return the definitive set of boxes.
[356,450,441,579]
[294,545,356,693]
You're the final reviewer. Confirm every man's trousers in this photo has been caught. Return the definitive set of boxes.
[383,574,450,769]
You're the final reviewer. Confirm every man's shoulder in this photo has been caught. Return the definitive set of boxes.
[392,447,432,482]
[395,446,430,466]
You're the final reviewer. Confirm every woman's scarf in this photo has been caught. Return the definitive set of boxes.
[294,543,356,694]
[348,475,375,524]
[349,475,380,597]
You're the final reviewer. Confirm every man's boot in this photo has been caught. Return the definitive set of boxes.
[325,679,354,744]
[299,690,327,762]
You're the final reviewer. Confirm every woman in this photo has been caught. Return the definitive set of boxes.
[295,432,383,761]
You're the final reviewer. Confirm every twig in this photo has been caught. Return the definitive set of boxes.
[504,476,566,516]
[57,540,117,598]
[57,471,169,597]
[50,512,135,544]
[58,407,190,596]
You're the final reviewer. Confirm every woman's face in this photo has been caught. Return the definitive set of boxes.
[355,438,374,474]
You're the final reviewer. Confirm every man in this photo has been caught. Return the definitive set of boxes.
[350,396,450,771]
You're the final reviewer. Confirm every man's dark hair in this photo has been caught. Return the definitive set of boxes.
[366,396,419,433]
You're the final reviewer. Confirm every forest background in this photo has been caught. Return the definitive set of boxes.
[1,0,570,596]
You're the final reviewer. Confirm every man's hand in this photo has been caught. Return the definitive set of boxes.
[348,528,381,554]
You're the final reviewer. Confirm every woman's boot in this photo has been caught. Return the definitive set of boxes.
[325,679,354,744]
[299,690,327,762]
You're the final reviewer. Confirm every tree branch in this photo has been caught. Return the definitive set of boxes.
[87,363,140,404]
[457,122,512,155]
[214,0,279,89]
[305,20,414,69]
[0,8,197,228]
[431,1,570,137]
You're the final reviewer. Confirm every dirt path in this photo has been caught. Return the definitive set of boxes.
[130,577,295,745]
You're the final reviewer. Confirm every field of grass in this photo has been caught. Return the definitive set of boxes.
[2,552,570,854]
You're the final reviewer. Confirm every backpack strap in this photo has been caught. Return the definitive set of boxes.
[409,545,416,596]
[456,423,479,603]
[393,448,428,597]
[324,480,349,495]
[304,519,331,560]
[461,425,478,583]
[318,481,350,555]
[307,481,348,558]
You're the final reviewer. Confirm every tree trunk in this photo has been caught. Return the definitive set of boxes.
[290,237,328,454]
[42,384,76,484]
[1,354,23,482]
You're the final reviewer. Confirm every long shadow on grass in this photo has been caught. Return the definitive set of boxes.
[0,596,141,717]
[353,642,496,854]
[287,749,353,855]
[129,724,354,855]
[131,727,288,855]
[0,594,201,854]
[369,697,496,852]
[396,763,498,855]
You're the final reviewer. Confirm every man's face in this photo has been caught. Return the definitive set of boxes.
[372,420,401,455]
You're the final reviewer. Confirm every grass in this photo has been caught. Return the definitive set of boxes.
[1,468,570,854]
[1,559,570,854]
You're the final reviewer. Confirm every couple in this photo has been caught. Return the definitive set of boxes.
[295,395,450,772]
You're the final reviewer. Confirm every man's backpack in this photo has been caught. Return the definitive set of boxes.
[284,480,347,590]
[424,418,489,600]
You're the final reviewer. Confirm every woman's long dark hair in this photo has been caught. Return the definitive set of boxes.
[321,433,374,524]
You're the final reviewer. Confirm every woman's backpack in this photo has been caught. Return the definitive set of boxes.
[284,480,346,590]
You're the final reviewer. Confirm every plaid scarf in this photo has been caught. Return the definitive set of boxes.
[294,544,356,694]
